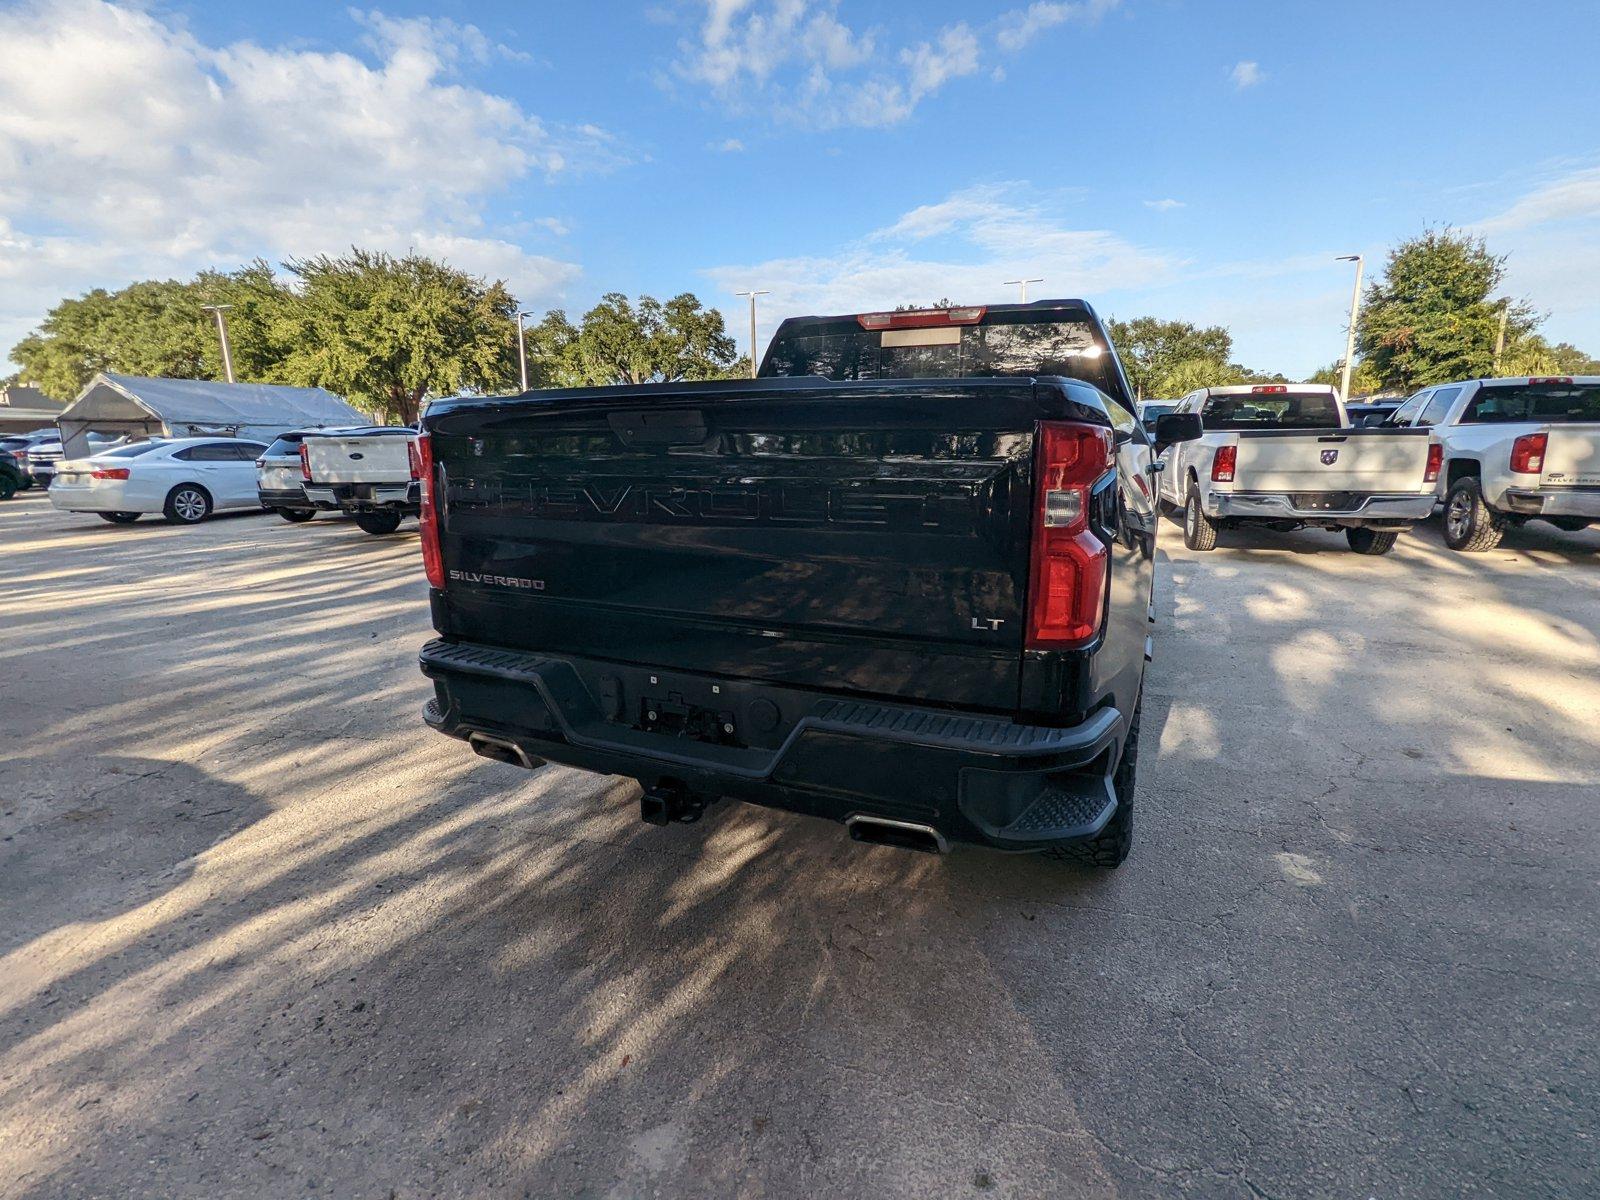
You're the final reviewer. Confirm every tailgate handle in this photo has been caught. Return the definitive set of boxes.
[608,410,708,447]
[1317,435,1348,442]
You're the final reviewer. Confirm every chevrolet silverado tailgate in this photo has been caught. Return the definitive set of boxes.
[427,378,1056,712]
[1234,428,1432,493]
[1542,425,1600,488]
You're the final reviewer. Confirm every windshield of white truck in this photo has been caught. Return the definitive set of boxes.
[1462,383,1600,424]
[761,316,1122,395]
[1200,392,1341,430]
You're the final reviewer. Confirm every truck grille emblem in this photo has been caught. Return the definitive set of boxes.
[1320,449,1339,465]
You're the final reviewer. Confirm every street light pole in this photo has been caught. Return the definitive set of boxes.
[201,304,235,384]
[515,310,534,392]
[1335,255,1363,401]
[1492,300,1510,375]
[735,290,769,379]
[1002,278,1044,303]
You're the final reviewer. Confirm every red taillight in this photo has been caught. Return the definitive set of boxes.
[1252,384,1288,394]
[857,306,986,330]
[1527,377,1573,385]
[1424,442,1443,483]
[1212,445,1238,482]
[90,468,130,480]
[416,433,445,589]
[298,442,312,481]
[1510,432,1547,475]
[1026,422,1111,649]
[407,439,421,481]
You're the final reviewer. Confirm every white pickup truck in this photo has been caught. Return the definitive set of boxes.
[1381,376,1600,551]
[1157,383,1439,554]
[299,426,420,535]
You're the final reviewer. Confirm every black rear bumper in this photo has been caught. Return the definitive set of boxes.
[419,638,1126,852]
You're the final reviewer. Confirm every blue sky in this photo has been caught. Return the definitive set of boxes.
[2,0,1597,380]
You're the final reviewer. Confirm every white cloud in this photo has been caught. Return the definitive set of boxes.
[1144,198,1185,212]
[1470,164,1600,349]
[1475,165,1600,234]
[704,183,1172,317]
[996,0,1121,53]
[0,0,596,365]
[1230,60,1265,89]
[710,137,747,153]
[674,3,996,128]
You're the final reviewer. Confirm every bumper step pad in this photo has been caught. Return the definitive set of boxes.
[995,781,1117,842]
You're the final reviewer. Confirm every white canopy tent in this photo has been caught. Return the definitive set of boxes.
[57,373,366,458]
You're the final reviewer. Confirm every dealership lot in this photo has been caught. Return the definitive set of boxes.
[1,496,1596,1199]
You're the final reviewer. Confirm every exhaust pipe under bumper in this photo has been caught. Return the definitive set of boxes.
[468,732,543,770]
[845,814,948,855]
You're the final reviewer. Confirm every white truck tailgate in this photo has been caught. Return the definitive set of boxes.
[305,435,415,484]
[1542,426,1600,488]
[1235,431,1429,492]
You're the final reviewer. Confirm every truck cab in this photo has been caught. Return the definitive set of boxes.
[415,301,1200,867]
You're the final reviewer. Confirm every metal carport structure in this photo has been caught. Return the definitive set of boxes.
[57,373,366,458]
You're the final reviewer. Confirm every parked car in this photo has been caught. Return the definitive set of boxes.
[255,431,322,522]
[300,426,419,534]
[1138,399,1179,424]
[417,299,1202,868]
[1157,383,1439,554]
[11,430,122,488]
[1382,376,1600,551]
[1345,397,1408,427]
[0,449,23,500]
[4,429,61,489]
[49,437,270,524]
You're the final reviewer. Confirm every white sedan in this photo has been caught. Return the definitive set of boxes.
[50,437,271,525]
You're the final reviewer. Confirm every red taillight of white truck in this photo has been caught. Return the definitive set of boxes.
[1026,422,1112,649]
[1510,432,1547,475]
[299,442,312,481]
[414,434,445,589]
[1424,443,1443,483]
[1211,444,1237,482]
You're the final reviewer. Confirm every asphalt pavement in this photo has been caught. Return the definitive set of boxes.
[2,493,1597,1199]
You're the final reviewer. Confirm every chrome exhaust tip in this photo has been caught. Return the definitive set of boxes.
[467,732,541,770]
[845,814,948,855]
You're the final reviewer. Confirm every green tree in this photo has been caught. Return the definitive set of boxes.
[554,292,739,386]
[1106,317,1234,400]
[1497,334,1600,377]
[8,264,296,399]
[1356,229,1539,392]
[1308,358,1384,396]
[275,250,519,423]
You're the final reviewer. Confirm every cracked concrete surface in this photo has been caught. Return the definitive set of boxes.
[1,496,1597,1198]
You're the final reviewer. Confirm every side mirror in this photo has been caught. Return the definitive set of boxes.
[1153,412,1202,453]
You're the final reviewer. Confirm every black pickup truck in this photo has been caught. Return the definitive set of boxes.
[417,301,1199,867]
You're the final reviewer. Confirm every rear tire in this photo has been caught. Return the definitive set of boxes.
[1045,699,1138,870]
[276,507,317,523]
[0,475,15,501]
[1443,478,1505,552]
[163,485,212,524]
[98,511,141,524]
[353,510,403,535]
[1345,527,1398,555]
[1183,490,1218,551]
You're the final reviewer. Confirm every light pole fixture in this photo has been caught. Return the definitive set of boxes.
[735,290,770,379]
[515,310,535,392]
[1335,255,1364,400]
[200,304,235,384]
[1002,278,1044,303]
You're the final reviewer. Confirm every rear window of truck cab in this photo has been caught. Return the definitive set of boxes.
[760,310,1123,395]
[1200,391,1341,430]
[1462,382,1600,424]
